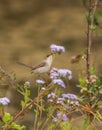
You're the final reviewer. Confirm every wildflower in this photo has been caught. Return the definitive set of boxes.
[50,68,58,79]
[52,79,66,88]
[86,75,98,84]
[47,92,57,99]
[50,68,72,80]
[57,97,65,102]
[48,99,54,103]
[70,101,79,106]
[36,79,45,84]
[41,87,46,91]
[50,44,65,53]
[56,97,65,105]
[25,81,30,86]
[60,113,68,121]
[53,117,58,122]
[53,112,68,122]
[58,69,72,80]
[0,97,10,106]
[62,93,78,100]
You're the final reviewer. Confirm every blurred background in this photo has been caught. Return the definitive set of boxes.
[0,0,102,129]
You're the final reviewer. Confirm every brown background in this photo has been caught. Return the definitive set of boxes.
[0,0,102,129]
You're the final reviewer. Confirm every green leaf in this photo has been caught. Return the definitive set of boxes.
[95,11,102,26]
[79,78,86,87]
[90,24,97,31]
[11,122,25,130]
[34,109,39,116]
[60,122,74,130]
[24,95,30,103]
[2,112,13,123]
[21,100,25,108]
[82,117,89,130]
[37,120,42,128]
[90,67,96,75]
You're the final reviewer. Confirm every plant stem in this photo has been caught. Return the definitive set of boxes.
[86,0,98,81]
[4,84,54,130]
[86,0,92,81]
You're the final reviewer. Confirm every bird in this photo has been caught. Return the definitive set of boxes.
[70,54,82,64]
[17,53,53,74]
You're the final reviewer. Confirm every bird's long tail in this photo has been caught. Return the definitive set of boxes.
[17,61,33,69]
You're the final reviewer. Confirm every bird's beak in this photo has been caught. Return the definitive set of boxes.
[46,52,53,57]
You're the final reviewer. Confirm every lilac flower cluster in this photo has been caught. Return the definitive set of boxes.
[47,93,79,122]
[50,68,72,80]
[36,79,45,85]
[0,97,10,106]
[50,67,72,88]
[60,93,79,107]
[62,93,78,100]
[47,92,79,107]
[50,44,65,53]
[50,68,59,79]
[25,81,30,86]
[52,79,65,88]
[41,87,46,91]
[53,112,68,122]
[47,92,57,99]
[58,69,72,80]
[47,92,58,103]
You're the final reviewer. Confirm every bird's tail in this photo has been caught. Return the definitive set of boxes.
[17,61,33,69]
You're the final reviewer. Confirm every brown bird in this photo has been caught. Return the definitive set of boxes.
[17,53,53,74]
[71,54,82,64]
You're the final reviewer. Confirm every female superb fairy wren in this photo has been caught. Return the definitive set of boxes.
[17,53,54,74]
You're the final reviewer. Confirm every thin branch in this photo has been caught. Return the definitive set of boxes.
[86,0,98,81]
[4,84,54,130]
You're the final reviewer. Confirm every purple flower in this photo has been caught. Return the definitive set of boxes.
[0,97,10,106]
[53,117,58,122]
[56,97,65,104]
[47,92,57,99]
[36,80,45,84]
[50,68,72,80]
[52,79,66,88]
[41,87,46,91]
[53,112,68,122]
[50,44,65,53]
[74,101,79,106]
[57,97,65,101]
[61,113,68,121]
[62,93,78,100]
[25,81,30,86]
[50,68,59,79]
[70,101,79,106]
[58,69,72,80]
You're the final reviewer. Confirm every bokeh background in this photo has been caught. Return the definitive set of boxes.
[0,0,102,129]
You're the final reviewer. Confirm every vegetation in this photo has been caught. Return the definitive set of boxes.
[0,0,102,130]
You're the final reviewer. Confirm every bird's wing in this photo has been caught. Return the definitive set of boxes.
[32,61,46,70]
